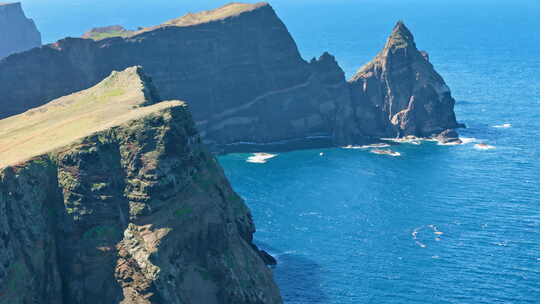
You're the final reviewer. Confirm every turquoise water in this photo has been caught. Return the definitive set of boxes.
[20,0,540,303]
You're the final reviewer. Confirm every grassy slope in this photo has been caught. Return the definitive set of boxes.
[84,30,133,41]
[0,66,183,168]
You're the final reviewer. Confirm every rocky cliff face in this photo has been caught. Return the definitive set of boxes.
[0,2,355,151]
[0,2,41,59]
[348,22,464,139]
[0,2,462,151]
[0,67,282,304]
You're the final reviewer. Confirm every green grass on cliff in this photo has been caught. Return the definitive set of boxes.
[85,30,133,41]
[0,66,184,169]
[135,2,267,36]
[164,3,266,27]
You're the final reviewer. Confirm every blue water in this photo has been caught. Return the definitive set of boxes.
[21,0,540,303]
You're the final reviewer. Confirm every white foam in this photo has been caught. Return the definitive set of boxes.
[493,123,512,129]
[415,241,427,248]
[381,136,425,145]
[437,137,477,146]
[246,153,277,163]
[370,149,401,157]
[474,143,496,150]
[437,140,462,146]
[460,137,477,144]
[342,143,390,149]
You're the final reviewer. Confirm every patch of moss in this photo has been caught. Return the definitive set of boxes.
[91,182,108,192]
[83,225,117,240]
[197,269,212,281]
[3,260,27,296]
[86,31,132,41]
[58,170,79,191]
[174,207,193,218]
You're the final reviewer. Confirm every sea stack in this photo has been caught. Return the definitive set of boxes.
[0,2,41,59]
[0,67,282,304]
[0,3,463,151]
[348,21,464,139]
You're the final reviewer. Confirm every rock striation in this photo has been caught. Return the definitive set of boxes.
[0,67,282,304]
[0,2,462,151]
[0,2,41,59]
[348,21,465,140]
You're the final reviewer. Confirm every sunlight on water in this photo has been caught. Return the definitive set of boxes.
[219,2,540,303]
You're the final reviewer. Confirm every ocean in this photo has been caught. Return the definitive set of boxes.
[21,0,540,303]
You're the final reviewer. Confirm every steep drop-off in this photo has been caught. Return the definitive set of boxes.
[348,21,464,140]
[0,67,282,304]
[0,2,462,151]
[0,2,41,59]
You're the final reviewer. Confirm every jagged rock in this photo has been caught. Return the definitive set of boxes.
[0,3,462,151]
[349,21,464,139]
[0,67,282,304]
[258,250,278,266]
[435,129,463,145]
[0,2,353,152]
[0,2,41,59]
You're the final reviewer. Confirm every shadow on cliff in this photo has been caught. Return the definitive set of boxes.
[256,241,328,303]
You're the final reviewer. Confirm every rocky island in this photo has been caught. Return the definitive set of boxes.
[0,67,282,304]
[0,2,463,152]
[0,2,41,59]
[348,21,465,141]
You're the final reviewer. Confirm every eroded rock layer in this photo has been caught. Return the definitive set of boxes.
[0,2,356,151]
[0,2,462,151]
[348,22,464,139]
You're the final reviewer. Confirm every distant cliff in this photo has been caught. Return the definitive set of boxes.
[0,2,41,59]
[0,67,282,304]
[0,2,462,151]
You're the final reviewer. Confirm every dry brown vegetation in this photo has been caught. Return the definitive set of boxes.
[0,66,183,168]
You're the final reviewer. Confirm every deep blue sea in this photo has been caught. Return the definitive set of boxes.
[22,0,540,303]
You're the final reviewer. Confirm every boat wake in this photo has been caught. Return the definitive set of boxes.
[493,123,512,129]
[412,225,445,248]
[247,153,277,163]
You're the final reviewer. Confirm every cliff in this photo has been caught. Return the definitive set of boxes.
[0,67,282,304]
[0,2,461,151]
[0,2,356,151]
[0,2,41,59]
[348,22,465,139]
